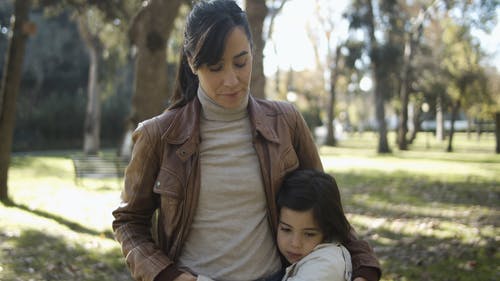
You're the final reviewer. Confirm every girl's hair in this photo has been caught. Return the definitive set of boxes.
[277,169,352,244]
[169,0,253,109]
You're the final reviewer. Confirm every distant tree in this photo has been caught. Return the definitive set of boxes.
[310,0,344,146]
[345,0,400,153]
[263,0,288,100]
[480,67,500,153]
[497,112,500,153]
[434,0,497,146]
[246,0,267,99]
[440,20,488,152]
[0,0,33,202]
[39,0,139,155]
[396,4,429,150]
[245,0,289,99]
[119,0,184,159]
[77,9,103,156]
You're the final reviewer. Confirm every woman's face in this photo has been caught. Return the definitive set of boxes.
[277,207,324,264]
[194,27,253,109]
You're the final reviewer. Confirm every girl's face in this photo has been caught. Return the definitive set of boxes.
[194,26,252,109]
[277,207,324,264]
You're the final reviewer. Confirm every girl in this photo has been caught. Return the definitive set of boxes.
[277,169,353,281]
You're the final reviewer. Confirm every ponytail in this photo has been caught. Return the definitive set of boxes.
[169,50,199,109]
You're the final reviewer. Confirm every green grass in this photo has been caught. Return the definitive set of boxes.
[1,133,499,281]
[1,154,130,281]
[323,132,499,281]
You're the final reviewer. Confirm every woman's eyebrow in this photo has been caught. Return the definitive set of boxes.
[234,50,249,59]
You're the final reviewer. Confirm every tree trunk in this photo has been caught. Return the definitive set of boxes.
[397,36,414,150]
[120,0,183,159]
[408,102,421,144]
[325,46,341,146]
[366,0,390,153]
[436,92,445,141]
[246,0,267,99]
[475,119,481,141]
[374,69,390,153]
[495,112,500,154]
[466,117,472,139]
[446,100,460,152]
[397,91,409,150]
[78,13,102,156]
[0,0,32,203]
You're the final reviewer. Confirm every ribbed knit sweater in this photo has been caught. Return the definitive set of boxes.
[177,88,281,281]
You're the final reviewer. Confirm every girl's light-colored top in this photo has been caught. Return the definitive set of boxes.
[281,243,352,281]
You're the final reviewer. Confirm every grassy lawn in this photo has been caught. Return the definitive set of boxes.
[1,132,499,281]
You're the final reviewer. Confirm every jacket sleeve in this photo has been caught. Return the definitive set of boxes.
[112,121,173,281]
[287,105,382,281]
[344,229,381,281]
[287,104,323,171]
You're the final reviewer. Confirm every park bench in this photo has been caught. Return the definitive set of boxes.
[72,155,129,182]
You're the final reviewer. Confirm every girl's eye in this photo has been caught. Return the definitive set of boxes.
[279,226,291,233]
[305,232,318,238]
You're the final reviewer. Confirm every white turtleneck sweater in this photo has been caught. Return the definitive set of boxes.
[178,88,282,281]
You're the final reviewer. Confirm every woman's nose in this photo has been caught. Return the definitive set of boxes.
[223,67,238,86]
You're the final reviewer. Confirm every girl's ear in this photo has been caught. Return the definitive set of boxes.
[187,57,197,75]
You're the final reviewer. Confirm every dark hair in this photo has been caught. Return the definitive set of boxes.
[277,169,352,244]
[169,0,253,109]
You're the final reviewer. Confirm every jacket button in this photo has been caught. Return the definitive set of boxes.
[156,181,160,187]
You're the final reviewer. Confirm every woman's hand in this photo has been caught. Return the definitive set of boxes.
[173,273,197,281]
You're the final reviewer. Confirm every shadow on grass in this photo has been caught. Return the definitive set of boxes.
[369,227,498,281]
[333,170,499,209]
[0,229,133,281]
[4,200,114,239]
[328,170,499,281]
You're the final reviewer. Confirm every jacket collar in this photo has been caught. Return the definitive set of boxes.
[248,95,280,143]
[160,95,280,145]
[161,98,201,144]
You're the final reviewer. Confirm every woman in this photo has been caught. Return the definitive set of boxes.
[112,1,381,281]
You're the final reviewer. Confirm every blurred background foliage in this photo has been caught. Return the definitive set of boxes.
[0,0,499,153]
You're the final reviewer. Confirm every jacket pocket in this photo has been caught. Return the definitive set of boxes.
[153,168,184,200]
[279,146,299,176]
[153,168,184,232]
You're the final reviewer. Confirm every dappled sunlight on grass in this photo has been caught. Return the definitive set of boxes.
[332,131,497,153]
[349,213,495,244]
[0,205,115,247]
[2,153,131,280]
[2,136,499,280]
[0,209,130,280]
[8,154,124,233]
[321,150,500,182]
[347,208,499,281]
[349,195,495,222]
[317,134,500,281]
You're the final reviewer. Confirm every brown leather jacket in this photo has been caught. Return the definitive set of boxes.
[112,96,381,281]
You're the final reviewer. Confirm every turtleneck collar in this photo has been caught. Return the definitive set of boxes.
[197,86,249,121]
